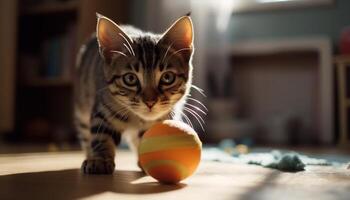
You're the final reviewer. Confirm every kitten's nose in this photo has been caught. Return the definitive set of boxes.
[145,100,156,109]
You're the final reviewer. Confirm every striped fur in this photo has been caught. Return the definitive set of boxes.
[74,14,194,174]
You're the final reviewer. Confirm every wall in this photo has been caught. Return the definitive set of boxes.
[229,0,350,48]
[232,52,320,144]
[77,0,131,46]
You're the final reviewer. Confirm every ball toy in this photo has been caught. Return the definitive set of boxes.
[138,120,202,184]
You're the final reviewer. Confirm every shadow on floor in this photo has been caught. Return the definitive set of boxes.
[0,169,186,199]
[237,170,281,200]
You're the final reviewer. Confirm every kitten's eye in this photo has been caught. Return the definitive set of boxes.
[123,73,138,86]
[160,71,176,85]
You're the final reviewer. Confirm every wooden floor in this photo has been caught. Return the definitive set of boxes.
[0,150,349,200]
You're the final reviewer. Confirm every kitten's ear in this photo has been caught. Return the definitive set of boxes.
[96,13,133,63]
[158,16,194,61]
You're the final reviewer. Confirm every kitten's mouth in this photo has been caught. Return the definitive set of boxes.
[132,107,169,121]
[147,108,153,112]
[143,109,160,117]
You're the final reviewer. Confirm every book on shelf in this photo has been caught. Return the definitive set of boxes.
[43,23,77,80]
[21,22,77,85]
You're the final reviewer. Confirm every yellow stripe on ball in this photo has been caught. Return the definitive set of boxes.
[139,134,199,154]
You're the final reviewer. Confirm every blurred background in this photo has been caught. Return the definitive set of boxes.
[1,0,350,152]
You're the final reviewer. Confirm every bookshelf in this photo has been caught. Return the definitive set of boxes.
[16,0,79,142]
[14,0,131,143]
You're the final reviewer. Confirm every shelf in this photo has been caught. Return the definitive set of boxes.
[23,78,73,87]
[21,1,78,15]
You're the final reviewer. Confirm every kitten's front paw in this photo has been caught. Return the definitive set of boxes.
[81,158,115,174]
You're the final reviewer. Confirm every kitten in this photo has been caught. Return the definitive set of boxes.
[74,13,195,174]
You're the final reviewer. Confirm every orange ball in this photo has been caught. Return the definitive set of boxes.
[138,120,202,184]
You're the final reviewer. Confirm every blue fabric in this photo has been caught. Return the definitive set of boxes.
[201,148,339,172]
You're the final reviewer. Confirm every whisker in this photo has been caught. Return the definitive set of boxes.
[110,50,128,58]
[187,97,208,111]
[161,43,173,64]
[90,101,130,136]
[101,101,119,109]
[118,33,135,56]
[184,107,205,132]
[118,108,129,121]
[191,85,206,97]
[181,111,194,129]
[107,106,129,122]
[100,99,129,119]
[123,43,134,56]
[166,47,192,63]
[184,107,205,124]
[185,103,207,115]
[168,111,175,120]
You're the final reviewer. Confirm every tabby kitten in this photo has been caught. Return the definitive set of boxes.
[74,13,195,174]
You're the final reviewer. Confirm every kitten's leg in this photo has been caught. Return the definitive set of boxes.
[74,109,92,153]
[81,110,121,174]
[123,128,145,171]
